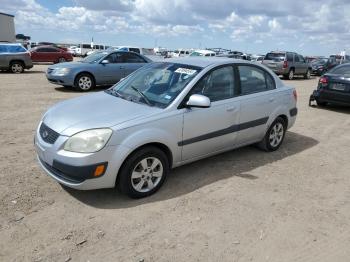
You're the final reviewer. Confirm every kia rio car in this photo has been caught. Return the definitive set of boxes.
[35,57,298,198]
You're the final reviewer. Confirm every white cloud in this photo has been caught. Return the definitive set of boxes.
[2,0,350,53]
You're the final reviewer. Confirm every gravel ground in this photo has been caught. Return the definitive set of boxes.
[0,64,349,262]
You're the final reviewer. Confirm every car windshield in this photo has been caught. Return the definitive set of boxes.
[108,62,202,108]
[312,58,327,65]
[265,53,285,61]
[81,52,108,63]
[141,48,155,55]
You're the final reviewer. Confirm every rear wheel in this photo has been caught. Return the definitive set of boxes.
[74,73,95,91]
[10,61,24,73]
[258,117,287,152]
[118,146,169,198]
[304,69,311,79]
[58,57,66,63]
[287,69,294,80]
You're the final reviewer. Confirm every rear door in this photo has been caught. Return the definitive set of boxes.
[235,64,279,145]
[181,65,241,161]
[298,55,308,74]
[122,53,147,77]
[97,52,125,84]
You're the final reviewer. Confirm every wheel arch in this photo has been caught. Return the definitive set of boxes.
[115,142,173,187]
[74,71,96,86]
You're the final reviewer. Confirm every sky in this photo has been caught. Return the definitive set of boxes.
[2,0,350,56]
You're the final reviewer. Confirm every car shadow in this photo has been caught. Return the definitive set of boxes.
[0,70,44,74]
[64,131,319,209]
[54,86,111,93]
[309,104,350,114]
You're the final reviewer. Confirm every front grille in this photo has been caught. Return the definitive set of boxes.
[39,123,60,144]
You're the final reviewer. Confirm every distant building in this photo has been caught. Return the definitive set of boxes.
[0,12,15,42]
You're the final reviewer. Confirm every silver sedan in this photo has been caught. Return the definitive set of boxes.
[35,57,297,198]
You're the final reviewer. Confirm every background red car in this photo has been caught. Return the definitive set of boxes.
[30,45,73,63]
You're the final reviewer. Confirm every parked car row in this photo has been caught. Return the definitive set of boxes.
[0,43,73,73]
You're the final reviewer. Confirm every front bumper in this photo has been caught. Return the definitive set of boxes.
[46,73,75,86]
[34,123,132,190]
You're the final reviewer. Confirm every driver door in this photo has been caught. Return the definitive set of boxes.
[180,66,241,161]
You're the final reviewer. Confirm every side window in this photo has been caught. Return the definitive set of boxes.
[124,53,146,63]
[287,53,293,62]
[36,48,45,52]
[294,55,300,62]
[238,65,275,95]
[129,48,140,54]
[105,53,123,63]
[298,55,305,63]
[190,66,235,102]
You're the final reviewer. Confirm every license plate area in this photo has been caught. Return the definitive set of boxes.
[331,83,346,91]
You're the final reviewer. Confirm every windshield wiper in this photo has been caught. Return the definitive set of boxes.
[130,85,152,106]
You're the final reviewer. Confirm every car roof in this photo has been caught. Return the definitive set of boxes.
[164,57,240,68]
[0,43,23,46]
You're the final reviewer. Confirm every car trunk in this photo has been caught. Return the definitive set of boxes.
[323,74,350,103]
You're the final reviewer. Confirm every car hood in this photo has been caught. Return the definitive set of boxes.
[42,91,161,136]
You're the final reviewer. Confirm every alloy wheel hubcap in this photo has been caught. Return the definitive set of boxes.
[12,64,22,73]
[78,76,92,90]
[289,71,294,79]
[131,157,163,193]
[269,123,284,147]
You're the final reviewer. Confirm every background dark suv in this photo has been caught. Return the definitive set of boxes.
[262,51,312,80]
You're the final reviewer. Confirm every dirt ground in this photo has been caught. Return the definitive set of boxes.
[0,64,349,262]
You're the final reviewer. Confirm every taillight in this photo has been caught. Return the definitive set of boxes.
[319,76,328,84]
[293,89,297,101]
[319,76,328,89]
[283,61,288,69]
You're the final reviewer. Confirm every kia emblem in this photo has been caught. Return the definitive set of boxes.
[42,130,49,138]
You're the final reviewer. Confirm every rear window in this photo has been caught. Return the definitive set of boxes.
[329,65,350,75]
[265,53,285,61]
[0,45,27,53]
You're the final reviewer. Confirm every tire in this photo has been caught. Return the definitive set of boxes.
[58,57,66,63]
[316,100,327,107]
[304,69,311,79]
[287,69,294,80]
[118,146,169,198]
[10,61,24,74]
[258,117,287,152]
[74,73,95,91]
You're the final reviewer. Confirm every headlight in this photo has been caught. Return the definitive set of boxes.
[64,128,112,153]
[52,68,70,76]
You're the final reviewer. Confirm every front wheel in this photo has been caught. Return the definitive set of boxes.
[118,147,169,198]
[58,57,66,63]
[10,62,24,73]
[74,73,95,91]
[258,117,286,152]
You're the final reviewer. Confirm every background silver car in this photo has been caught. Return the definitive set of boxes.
[0,43,33,73]
[46,50,151,91]
[35,57,298,198]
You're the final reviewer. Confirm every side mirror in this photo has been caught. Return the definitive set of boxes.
[101,60,109,65]
[186,94,211,108]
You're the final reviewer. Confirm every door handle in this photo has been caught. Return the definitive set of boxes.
[226,107,237,112]
[119,66,125,69]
